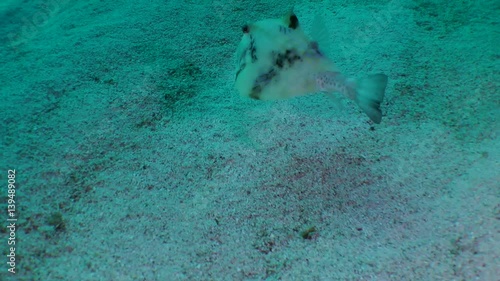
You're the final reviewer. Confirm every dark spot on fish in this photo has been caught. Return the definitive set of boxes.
[250,85,262,100]
[242,25,249,33]
[249,35,258,62]
[289,14,299,29]
[275,58,284,68]
[250,68,277,99]
[235,63,246,81]
[287,54,301,64]
[256,68,277,85]
[275,53,285,68]
[273,49,301,69]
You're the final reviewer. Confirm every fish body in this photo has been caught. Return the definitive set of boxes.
[235,10,388,124]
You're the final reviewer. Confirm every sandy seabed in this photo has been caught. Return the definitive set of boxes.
[0,0,498,280]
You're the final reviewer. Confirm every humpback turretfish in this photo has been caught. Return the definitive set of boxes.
[235,10,388,124]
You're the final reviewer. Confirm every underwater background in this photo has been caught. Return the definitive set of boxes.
[1,0,498,280]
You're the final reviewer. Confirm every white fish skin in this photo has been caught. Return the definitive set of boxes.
[235,10,388,124]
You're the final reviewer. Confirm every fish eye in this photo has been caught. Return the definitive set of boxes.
[289,14,299,29]
[242,25,249,33]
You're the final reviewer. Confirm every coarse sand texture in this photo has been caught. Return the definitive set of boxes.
[1,0,498,280]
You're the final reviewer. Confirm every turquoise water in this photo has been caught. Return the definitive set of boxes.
[1,1,498,280]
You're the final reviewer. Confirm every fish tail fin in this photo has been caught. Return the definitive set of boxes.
[353,74,388,124]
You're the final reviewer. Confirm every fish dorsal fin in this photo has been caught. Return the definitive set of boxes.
[282,7,299,29]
